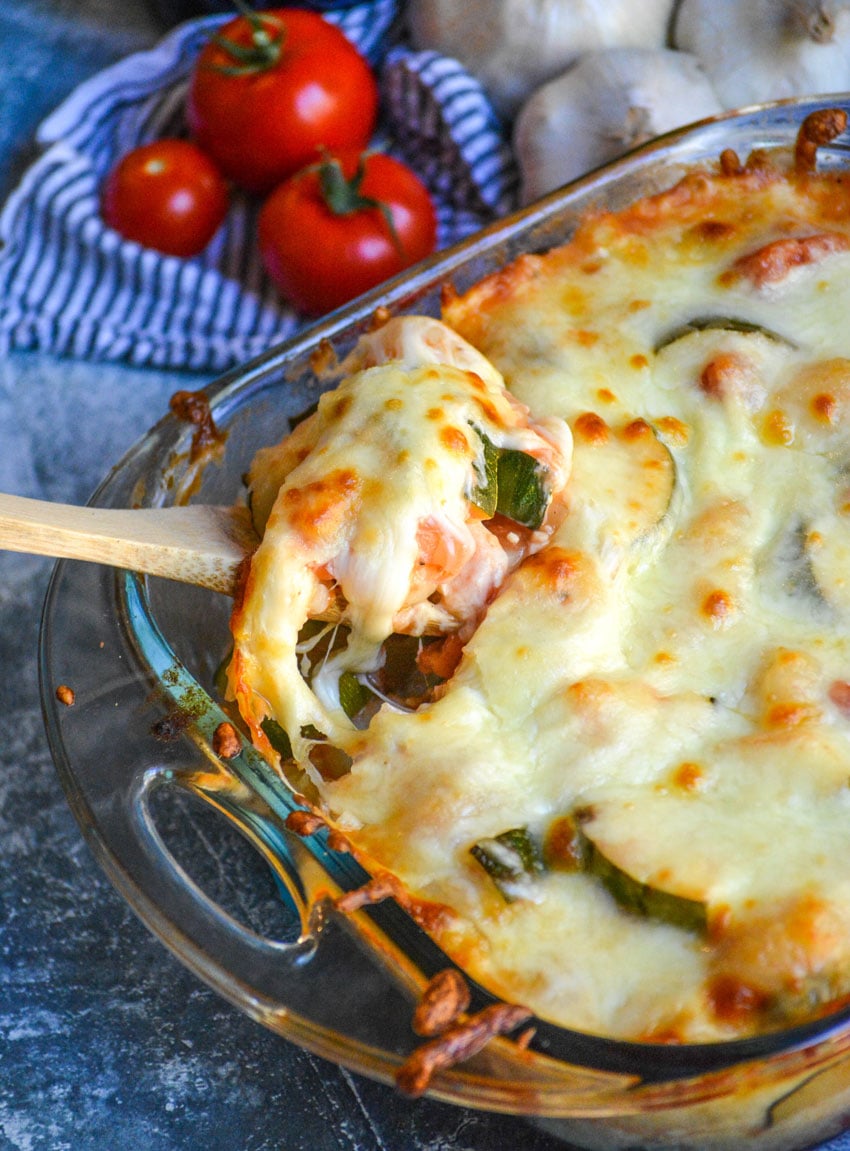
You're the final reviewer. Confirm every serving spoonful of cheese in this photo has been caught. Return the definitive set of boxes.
[0,317,570,610]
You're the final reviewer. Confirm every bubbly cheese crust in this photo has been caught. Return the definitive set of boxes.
[233,154,850,1044]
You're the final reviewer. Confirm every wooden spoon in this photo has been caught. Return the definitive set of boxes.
[0,493,258,595]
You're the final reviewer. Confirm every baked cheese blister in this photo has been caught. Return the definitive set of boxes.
[231,139,850,1044]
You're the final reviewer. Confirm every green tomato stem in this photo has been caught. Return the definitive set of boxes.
[317,155,404,256]
[209,3,285,76]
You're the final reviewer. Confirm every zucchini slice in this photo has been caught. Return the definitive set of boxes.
[654,315,797,353]
[495,449,550,529]
[470,827,545,902]
[261,716,293,760]
[566,417,679,565]
[781,522,825,603]
[470,432,500,518]
[547,813,708,934]
[338,670,375,721]
[581,828,708,934]
[470,429,551,529]
[473,816,707,931]
[757,519,831,616]
[769,972,850,1026]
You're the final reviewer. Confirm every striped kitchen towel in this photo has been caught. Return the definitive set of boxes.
[0,2,518,373]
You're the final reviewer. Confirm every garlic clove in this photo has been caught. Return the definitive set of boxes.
[406,0,673,120]
[513,48,723,205]
[674,0,850,110]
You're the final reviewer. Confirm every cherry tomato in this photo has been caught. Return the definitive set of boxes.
[186,8,379,194]
[258,150,438,315]
[101,138,229,257]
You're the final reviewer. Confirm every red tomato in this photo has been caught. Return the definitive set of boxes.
[186,8,379,194]
[259,150,438,315]
[101,139,229,257]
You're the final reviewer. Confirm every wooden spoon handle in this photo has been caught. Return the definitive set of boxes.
[0,493,258,595]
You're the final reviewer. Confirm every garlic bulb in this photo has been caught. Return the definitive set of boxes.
[674,0,850,109]
[513,48,723,204]
[406,0,674,119]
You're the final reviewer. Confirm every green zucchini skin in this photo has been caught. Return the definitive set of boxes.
[494,448,550,529]
[557,813,707,934]
[471,431,500,518]
[470,827,546,902]
[768,972,850,1026]
[261,715,293,759]
[338,670,374,720]
[654,315,797,353]
[474,815,708,935]
[579,828,708,935]
[469,428,551,529]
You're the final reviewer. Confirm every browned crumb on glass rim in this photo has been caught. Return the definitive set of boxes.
[412,968,472,1037]
[285,808,351,854]
[396,1002,534,1098]
[719,107,847,183]
[284,809,328,837]
[212,720,241,758]
[55,684,75,707]
[333,871,407,914]
[169,388,225,462]
[794,107,848,171]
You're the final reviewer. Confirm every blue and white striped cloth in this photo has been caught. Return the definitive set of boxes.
[0,1,517,372]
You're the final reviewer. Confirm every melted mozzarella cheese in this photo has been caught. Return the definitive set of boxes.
[236,162,850,1042]
[230,318,571,768]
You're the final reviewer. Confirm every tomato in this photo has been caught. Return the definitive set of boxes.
[258,150,438,315]
[101,138,229,257]
[186,8,379,194]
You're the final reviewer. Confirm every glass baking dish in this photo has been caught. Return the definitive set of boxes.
[39,93,850,1150]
